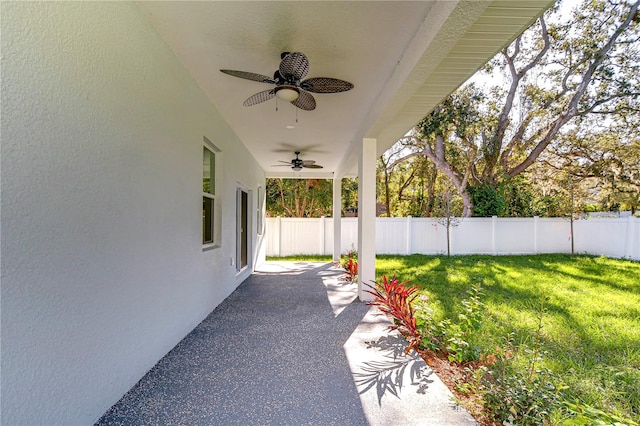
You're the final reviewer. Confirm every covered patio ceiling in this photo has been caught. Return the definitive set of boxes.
[138,1,552,179]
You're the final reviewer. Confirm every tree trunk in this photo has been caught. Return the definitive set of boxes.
[384,167,392,217]
[425,166,437,217]
[422,135,474,216]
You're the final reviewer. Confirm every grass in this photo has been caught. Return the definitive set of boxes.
[375,254,640,422]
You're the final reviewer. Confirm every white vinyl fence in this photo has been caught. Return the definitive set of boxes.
[265,216,640,260]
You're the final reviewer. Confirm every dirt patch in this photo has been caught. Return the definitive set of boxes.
[417,348,497,426]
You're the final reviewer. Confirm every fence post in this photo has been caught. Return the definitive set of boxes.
[450,219,455,256]
[320,216,326,255]
[624,215,635,259]
[492,216,497,255]
[406,216,412,255]
[275,216,281,257]
[534,216,539,254]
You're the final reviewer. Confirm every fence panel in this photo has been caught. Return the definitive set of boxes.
[574,218,629,258]
[452,218,493,255]
[495,218,536,254]
[411,219,444,254]
[536,219,571,254]
[265,216,639,260]
[280,218,321,256]
[340,218,358,253]
[376,218,409,254]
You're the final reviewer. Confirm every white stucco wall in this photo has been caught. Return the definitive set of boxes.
[1,2,265,424]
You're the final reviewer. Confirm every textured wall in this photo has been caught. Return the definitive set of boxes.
[1,2,264,424]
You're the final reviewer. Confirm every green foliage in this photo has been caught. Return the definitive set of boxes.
[412,297,442,351]
[532,194,569,217]
[341,177,359,215]
[468,184,506,217]
[369,272,486,364]
[500,176,535,217]
[447,284,484,363]
[383,0,640,217]
[418,86,483,139]
[341,245,358,265]
[265,177,358,218]
[482,300,564,424]
[483,355,562,425]
[377,149,462,218]
[562,399,639,426]
[266,178,332,217]
[414,284,485,363]
[468,176,538,217]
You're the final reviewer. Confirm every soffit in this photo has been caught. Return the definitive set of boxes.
[138,1,553,179]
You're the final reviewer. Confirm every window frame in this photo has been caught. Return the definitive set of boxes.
[202,138,221,250]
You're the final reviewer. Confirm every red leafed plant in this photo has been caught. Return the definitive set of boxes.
[366,274,422,354]
[346,258,358,280]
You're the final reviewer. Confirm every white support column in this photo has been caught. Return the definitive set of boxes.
[358,138,377,301]
[332,175,342,263]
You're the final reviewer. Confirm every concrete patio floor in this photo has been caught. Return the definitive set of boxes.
[96,262,477,425]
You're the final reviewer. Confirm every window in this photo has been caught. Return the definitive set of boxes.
[257,186,264,235]
[203,139,220,247]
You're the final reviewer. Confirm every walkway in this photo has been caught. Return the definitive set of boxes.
[96,262,477,425]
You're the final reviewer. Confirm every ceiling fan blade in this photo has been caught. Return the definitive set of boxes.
[277,160,292,164]
[279,52,310,81]
[220,70,275,84]
[243,90,275,106]
[291,90,316,111]
[271,164,293,167]
[301,160,316,165]
[301,77,354,93]
[303,164,324,169]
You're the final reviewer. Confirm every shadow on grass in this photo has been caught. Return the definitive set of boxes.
[376,253,640,416]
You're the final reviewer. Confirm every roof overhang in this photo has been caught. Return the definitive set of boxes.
[138,1,553,179]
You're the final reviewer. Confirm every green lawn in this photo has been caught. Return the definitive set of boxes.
[375,254,640,422]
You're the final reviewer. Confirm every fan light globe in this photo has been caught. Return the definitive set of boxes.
[292,166,302,171]
[275,87,300,102]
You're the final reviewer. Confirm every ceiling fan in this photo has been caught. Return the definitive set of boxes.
[220,52,353,111]
[274,151,323,171]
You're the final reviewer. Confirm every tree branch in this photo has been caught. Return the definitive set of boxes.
[494,17,551,173]
[508,0,640,177]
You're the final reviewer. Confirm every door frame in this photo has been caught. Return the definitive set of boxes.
[236,186,251,272]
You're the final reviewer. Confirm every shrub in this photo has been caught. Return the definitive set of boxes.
[414,283,485,363]
[365,275,422,354]
[482,299,564,424]
[340,246,358,282]
[345,258,358,282]
[341,245,357,267]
